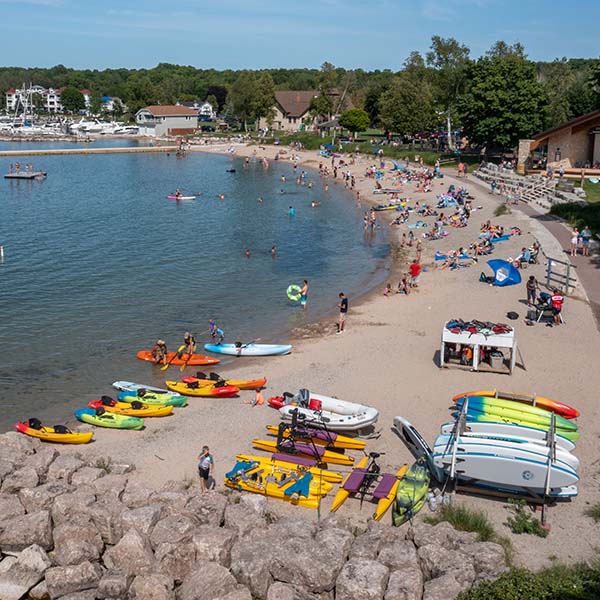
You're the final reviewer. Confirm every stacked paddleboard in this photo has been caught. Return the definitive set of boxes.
[393,389,581,500]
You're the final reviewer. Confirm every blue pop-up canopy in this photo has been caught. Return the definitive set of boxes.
[486,259,522,287]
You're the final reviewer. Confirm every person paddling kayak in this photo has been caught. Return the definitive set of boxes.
[151,339,168,365]
[175,188,182,200]
[209,320,225,345]
[183,331,195,356]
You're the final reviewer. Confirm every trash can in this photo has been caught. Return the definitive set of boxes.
[489,351,504,369]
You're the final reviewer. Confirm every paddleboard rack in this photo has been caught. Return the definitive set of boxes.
[446,401,568,513]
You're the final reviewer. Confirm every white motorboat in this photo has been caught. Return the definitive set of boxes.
[278,389,379,432]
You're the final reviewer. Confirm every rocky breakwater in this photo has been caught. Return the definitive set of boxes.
[0,432,509,599]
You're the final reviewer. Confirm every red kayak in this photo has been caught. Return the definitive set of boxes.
[136,350,220,366]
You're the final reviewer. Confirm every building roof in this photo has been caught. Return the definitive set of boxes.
[6,88,16,94]
[530,110,600,151]
[275,91,317,118]
[80,89,91,95]
[143,105,198,117]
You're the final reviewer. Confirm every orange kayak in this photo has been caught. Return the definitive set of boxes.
[136,350,220,366]
[452,390,579,420]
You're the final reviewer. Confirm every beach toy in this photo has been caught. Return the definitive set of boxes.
[588,177,599,184]
[287,284,302,302]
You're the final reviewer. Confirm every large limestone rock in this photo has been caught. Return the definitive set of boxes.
[90,499,126,545]
[19,481,71,513]
[0,431,39,456]
[349,532,384,560]
[92,474,129,500]
[103,528,155,576]
[45,561,103,598]
[336,559,390,600]
[422,573,466,600]
[192,525,237,567]
[24,447,58,479]
[184,492,228,527]
[150,514,200,549]
[0,493,25,521]
[97,570,133,599]
[223,502,267,537]
[385,566,423,600]
[238,493,267,516]
[129,573,174,600]
[28,580,49,600]
[51,491,96,526]
[409,522,478,551]
[267,582,328,600]
[417,544,475,586]
[53,519,104,567]
[267,517,317,540]
[122,480,155,508]
[0,544,51,600]
[150,491,189,514]
[269,528,353,594]
[155,541,198,584]
[460,542,509,581]
[378,540,419,571]
[0,511,53,552]
[1,466,39,493]
[230,535,274,599]
[55,590,98,600]
[121,504,163,536]
[177,560,238,600]
[71,466,105,487]
[46,455,84,483]
[0,459,15,485]
[108,462,135,475]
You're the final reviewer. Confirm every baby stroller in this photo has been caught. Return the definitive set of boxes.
[532,292,564,324]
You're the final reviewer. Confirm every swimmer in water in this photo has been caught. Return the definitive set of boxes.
[245,249,251,258]
[271,245,276,257]
[258,196,263,203]
[218,193,225,200]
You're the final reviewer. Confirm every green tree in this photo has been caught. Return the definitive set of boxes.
[253,72,276,129]
[378,73,437,135]
[458,43,548,149]
[426,36,471,149]
[60,86,85,113]
[338,108,370,135]
[90,90,103,115]
[309,92,333,122]
[205,94,218,114]
[230,71,258,130]
[542,59,575,128]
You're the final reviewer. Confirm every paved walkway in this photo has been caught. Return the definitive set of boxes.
[455,171,600,330]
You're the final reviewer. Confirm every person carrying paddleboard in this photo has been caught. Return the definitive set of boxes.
[183,331,195,356]
[151,339,168,365]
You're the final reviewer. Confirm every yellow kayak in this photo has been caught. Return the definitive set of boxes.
[16,422,93,444]
[165,380,240,397]
[265,425,366,450]
[88,399,173,418]
[236,454,343,484]
[373,464,408,521]
[331,456,369,512]
[251,439,354,466]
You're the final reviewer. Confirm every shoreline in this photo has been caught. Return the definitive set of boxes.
[20,141,600,570]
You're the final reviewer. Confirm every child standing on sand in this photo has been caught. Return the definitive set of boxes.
[383,283,392,296]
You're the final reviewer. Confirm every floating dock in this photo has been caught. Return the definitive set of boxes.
[0,146,179,158]
[4,171,47,179]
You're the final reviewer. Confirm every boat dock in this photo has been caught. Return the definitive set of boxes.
[0,146,179,158]
[4,171,47,179]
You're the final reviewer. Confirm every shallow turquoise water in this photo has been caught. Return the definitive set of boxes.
[0,142,389,430]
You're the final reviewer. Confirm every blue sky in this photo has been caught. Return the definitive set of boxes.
[1,0,598,70]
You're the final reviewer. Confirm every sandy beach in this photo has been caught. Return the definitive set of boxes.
[59,141,600,570]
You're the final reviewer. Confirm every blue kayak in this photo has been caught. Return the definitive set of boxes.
[203,343,292,356]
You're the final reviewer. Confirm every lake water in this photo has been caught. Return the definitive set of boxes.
[0,140,389,431]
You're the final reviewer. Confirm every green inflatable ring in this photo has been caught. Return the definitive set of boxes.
[287,284,302,302]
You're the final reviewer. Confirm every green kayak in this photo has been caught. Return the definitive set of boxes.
[75,408,144,430]
[116,391,187,407]
[392,458,430,526]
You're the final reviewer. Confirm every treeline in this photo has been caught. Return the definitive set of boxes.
[1,38,599,149]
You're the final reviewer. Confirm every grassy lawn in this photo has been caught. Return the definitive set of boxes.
[583,179,600,204]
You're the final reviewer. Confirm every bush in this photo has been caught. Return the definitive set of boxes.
[505,500,549,537]
[550,202,600,235]
[585,503,600,523]
[494,204,511,217]
[458,563,600,600]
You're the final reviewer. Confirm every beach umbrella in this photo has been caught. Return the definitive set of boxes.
[486,259,521,287]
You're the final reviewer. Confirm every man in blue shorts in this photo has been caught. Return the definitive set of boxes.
[300,279,309,311]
